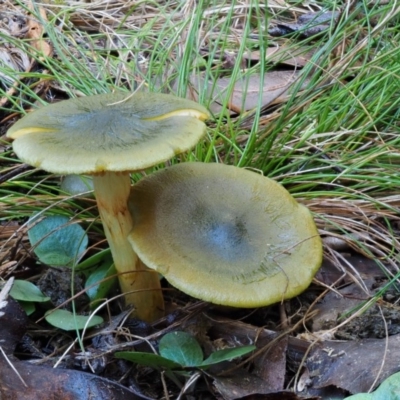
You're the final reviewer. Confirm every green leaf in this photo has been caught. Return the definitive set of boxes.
[159,331,203,367]
[345,371,400,400]
[19,301,36,316]
[45,309,103,331]
[115,352,182,370]
[200,345,256,368]
[85,255,116,307]
[75,248,112,272]
[10,280,50,302]
[28,215,88,267]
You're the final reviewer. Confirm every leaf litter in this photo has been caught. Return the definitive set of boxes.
[1,0,400,399]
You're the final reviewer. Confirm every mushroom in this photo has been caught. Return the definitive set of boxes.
[6,91,209,321]
[127,162,322,307]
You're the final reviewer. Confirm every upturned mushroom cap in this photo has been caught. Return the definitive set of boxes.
[128,163,322,308]
[6,92,209,174]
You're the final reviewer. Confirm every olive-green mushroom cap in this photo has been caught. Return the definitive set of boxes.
[6,92,209,174]
[127,163,322,308]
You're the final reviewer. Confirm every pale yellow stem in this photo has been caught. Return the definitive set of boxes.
[93,172,164,322]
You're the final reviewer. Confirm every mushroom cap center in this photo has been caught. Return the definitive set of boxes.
[183,205,250,263]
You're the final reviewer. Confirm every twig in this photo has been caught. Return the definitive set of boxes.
[0,346,28,388]
[368,305,389,392]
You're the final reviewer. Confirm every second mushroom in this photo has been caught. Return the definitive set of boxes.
[127,162,323,307]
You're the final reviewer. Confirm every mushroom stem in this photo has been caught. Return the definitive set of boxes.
[92,172,164,322]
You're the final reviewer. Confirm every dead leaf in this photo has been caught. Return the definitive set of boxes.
[0,360,151,400]
[209,319,288,397]
[26,1,53,58]
[253,336,288,390]
[187,70,308,114]
[308,334,400,394]
[268,11,340,38]
[244,46,316,68]
[315,254,387,288]
[312,282,372,332]
[209,317,400,396]
[213,372,296,400]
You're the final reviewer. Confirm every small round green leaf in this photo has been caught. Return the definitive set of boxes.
[159,331,203,367]
[115,352,182,370]
[200,345,256,368]
[75,248,112,272]
[28,215,88,267]
[45,309,103,331]
[85,256,116,307]
[19,301,36,316]
[10,280,50,302]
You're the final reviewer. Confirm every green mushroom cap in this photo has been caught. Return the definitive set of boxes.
[7,92,209,174]
[127,162,323,308]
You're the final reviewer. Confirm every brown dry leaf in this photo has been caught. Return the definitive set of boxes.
[209,319,288,398]
[311,284,370,333]
[305,334,400,394]
[26,1,53,58]
[313,255,388,332]
[253,337,288,390]
[0,358,150,400]
[208,316,400,397]
[213,373,304,400]
[314,257,346,287]
[188,70,308,114]
[244,46,316,68]
[268,11,340,38]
